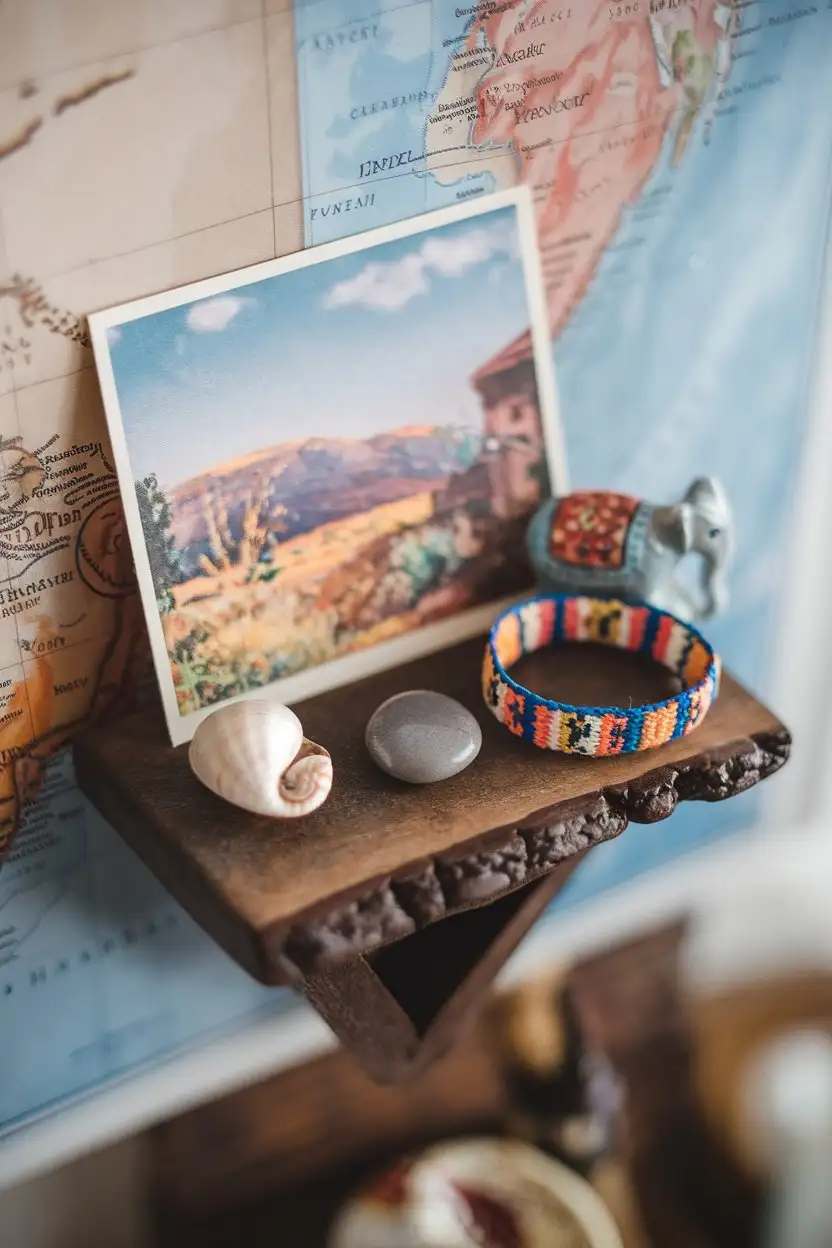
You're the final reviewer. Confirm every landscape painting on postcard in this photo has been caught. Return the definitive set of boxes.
[92,192,563,742]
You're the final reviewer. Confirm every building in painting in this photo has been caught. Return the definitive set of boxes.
[471,330,544,519]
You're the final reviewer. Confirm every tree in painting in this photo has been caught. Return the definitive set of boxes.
[135,474,182,610]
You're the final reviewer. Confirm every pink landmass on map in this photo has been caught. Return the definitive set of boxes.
[459,0,728,336]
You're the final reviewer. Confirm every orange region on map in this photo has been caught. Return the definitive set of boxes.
[0,597,145,857]
[0,429,146,859]
[440,0,729,336]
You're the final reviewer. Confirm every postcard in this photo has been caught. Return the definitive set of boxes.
[90,187,566,746]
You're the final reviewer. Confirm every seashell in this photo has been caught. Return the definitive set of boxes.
[189,700,332,818]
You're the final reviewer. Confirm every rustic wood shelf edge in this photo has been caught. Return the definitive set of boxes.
[282,727,790,977]
[73,638,789,984]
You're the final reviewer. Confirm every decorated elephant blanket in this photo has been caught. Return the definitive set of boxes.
[538,489,652,579]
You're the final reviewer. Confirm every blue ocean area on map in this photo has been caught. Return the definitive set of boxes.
[0,751,286,1133]
[3,0,831,1138]
[295,0,505,238]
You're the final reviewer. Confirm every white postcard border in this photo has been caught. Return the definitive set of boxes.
[89,186,567,746]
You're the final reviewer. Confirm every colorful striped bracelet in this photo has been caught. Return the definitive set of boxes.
[482,595,721,757]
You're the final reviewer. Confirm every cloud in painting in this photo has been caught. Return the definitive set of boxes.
[323,220,518,313]
[324,253,428,312]
[106,326,122,345]
[420,224,516,276]
[186,294,250,333]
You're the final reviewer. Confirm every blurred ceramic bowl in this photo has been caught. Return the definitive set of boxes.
[329,1136,623,1248]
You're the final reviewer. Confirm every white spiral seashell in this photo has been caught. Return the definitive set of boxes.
[188,700,332,818]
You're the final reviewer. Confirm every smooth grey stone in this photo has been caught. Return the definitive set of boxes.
[365,690,482,785]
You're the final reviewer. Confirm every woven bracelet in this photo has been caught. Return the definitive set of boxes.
[482,594,721,756]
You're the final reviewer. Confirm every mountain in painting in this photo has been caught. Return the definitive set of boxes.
[167,425,478,576]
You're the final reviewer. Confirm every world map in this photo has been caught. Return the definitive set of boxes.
[297,0,737,331]
[2,0,831,1141]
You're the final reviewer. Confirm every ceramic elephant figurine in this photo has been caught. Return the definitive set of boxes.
[526,477,733,621]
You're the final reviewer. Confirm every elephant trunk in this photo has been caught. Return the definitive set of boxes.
[700,551,728,618]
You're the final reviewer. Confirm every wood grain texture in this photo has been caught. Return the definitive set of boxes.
[73,638,789,985]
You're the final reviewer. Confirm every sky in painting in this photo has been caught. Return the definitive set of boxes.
[106,204,535,491]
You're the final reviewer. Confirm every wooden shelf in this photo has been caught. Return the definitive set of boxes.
[74,636,789,1080]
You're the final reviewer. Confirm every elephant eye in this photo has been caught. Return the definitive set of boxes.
[708,526,721,538]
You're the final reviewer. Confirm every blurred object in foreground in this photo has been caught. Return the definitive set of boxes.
[148,916,832,1248]
[695,969,832,1179]
[491,970,623,1175]
[740,1029,832,1248]
[328,1137,623,1248]
[567,920,763,1248]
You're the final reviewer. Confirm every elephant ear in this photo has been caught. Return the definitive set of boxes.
[651,503,694,554]
[684,475,726,509]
